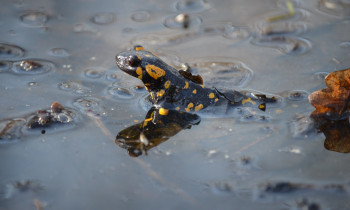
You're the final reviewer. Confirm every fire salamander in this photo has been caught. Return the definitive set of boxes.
[116,45,276,115]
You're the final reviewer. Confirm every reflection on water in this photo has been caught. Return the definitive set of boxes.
[292,115,350,153]
[0,0,349,209]
[116,107,201,157]
[317,118,350,153]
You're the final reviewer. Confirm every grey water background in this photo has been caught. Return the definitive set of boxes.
[0,0,350,209]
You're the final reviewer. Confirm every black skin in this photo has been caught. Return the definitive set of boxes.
[116,45,275,113]
[115,46,350,156]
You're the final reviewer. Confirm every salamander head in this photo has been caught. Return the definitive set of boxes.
[116,45,169,87]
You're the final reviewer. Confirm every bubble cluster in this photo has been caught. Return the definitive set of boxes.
[163,14,202,29]
[27,106,78,129]
[58,81,91,95]
[11,59,55,75]
[1,102,80,142]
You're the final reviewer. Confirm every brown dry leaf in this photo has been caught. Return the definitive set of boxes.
[309,68,350,120]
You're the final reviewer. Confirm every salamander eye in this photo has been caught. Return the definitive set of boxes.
[127,55,141,67]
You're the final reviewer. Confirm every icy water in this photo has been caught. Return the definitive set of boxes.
[1,0,350,209]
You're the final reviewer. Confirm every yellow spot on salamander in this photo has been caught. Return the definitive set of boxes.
[157,89,165,97]
[192,89,197,94]
[135,46,144,51]
[242,97,256,105]
[175,107,180,111]
[194,104,203,111]
[150,92,155,100]
[137,55,142,60]
[146,64,166,80]
[159,108,169,115]
[145,117,152,122]
[145,54,151,57]
[185,102,194,112]
[258,103,266,111]
[164,80,171,89]
[136,67,142,79]
[184,81,189,89]
[215,98,219,102]
[209,92,215,99]
[200,85,204,88]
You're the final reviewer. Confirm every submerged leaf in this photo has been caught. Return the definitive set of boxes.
[309,68,350,120]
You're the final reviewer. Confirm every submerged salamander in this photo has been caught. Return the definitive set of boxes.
[115,45,275,115]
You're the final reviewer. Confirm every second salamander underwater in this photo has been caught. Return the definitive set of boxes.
[115,45,277,116]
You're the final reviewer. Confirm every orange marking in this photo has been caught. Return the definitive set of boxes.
[135,46,144,51]
[184,81,189,89]
[192,89,197,94]
[157,89,165,97]
[194,104,203,111]
[209,93,215,98]
[242,97,256,105]
[159,108,169,115]
[136,67,142,79]
[146,64,166,79]
[145,117,152,122]
[164,80,171,89]
[185,102,194,112]
[150,92,155,100]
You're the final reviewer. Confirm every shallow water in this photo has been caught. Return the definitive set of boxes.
[0,0,350,209]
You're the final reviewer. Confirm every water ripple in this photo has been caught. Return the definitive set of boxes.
[108,87,135,100]
[318,0,350,17]
[19,11,49,27]
[0,61,12,73]
[251,35,312,55]
[163,14,202,29]
[0,43,25,59]
[188,58,253,88]
[91,12,116,25]
[11,59,55,75]
[174,0,211,12]
[131,10,151,22]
